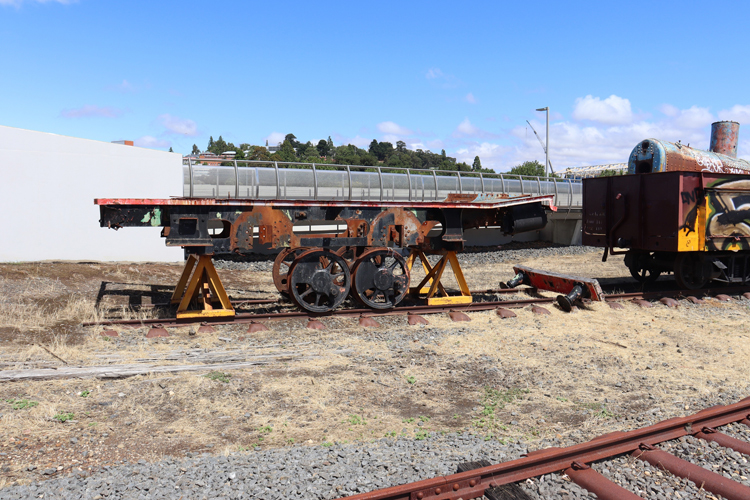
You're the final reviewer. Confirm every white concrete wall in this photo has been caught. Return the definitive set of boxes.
[0,125,184,262]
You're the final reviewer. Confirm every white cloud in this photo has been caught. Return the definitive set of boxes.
[264,132,285,146]
[455,117,479,136]
[659,103,680,117]
[377,121,413,136]
[60,105,123,118]
[425,68,443,79]
[331,134,371,148]
[572,95,634,125]
[718,104,750,125]
[455,142,511,168]
[465,92,477,104]
[135,136,170,149]
[676,106,714,129]
[452,118,500,140]
[158,114,198,136]
[424,67,461,88]
[107,79,135,93]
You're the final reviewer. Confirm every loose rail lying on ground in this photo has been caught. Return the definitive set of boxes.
[340,397,750,500]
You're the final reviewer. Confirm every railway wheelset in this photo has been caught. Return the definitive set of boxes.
[272,246,410,313]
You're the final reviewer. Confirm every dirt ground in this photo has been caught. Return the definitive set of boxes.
[0,250,749,487]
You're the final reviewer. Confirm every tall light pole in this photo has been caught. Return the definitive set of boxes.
[536,107,549,177]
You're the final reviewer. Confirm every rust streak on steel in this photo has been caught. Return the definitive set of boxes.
[339,397,750,500]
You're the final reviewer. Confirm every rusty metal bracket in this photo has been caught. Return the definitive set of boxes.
[171,254,235,320]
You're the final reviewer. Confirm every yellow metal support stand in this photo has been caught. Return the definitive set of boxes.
[171,254,235,320]
[405,250,472,306]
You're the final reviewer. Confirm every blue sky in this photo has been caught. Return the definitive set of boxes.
[2,0,749,172]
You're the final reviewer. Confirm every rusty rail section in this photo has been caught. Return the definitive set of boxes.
[341,397,750,500]
[85,284,750,329]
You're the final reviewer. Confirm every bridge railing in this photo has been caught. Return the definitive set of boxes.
[182,159,582,210]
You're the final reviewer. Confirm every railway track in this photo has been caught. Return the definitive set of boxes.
[340,397,750,500]
[86,284,750,329]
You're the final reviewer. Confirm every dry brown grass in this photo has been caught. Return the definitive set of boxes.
[1,255,749,487]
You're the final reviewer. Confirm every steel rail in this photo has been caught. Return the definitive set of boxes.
[339,397,750,500]
[84,295,553,328]
[85,285,750,328]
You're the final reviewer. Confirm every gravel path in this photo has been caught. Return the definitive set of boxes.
[2,393,747,500]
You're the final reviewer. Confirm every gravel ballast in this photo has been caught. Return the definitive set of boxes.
[2,393,748,500]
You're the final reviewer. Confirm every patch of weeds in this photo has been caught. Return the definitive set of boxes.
[419,415,430,422]
[415,429,429,440]
[577,401,614,419]
[54,412,75,422]
[556,396,568,402]
[237,445,250,452]
[286,438,294,444]
[80,390,91,398]
[405,375,416,385]
[472,387,529,437]
[257,425,272,434]
[5,398,39,410]
[204,371,231,383]
[453,414,460,419]
[384,431,397,438]
[346,414,366,426]
[321,441,333,447]
[402,417,415,424]
[88,422,98,427]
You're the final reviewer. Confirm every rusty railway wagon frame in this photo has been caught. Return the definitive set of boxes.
[96,194,553,317]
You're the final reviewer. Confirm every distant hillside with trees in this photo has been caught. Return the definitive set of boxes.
[191,133,494,173]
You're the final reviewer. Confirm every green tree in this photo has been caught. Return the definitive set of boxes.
[472,156,482,171]
[509,160,545,177]
[246,146,272,161]
[598,169,622,177]
[276,139,296,162]
[168,147,174,153]
[191,144,200,155]
[284,134,300,149]
[396,140,406,152]
[207,136,214,151]
[327,136,334,151]
[316,139,330,157]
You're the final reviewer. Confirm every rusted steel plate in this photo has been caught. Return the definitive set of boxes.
[146,326,169,338]
[407,313,429,325]
[495,308,516,319]
[531,305,551,315]
[340,397,750,500]
[512,265,604,301]
[659,297,679,308]
[306,319,326,330]
[247,322,269,333]
[359,316,380,328]
[448,311,471,322]
[94,194,556,210]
